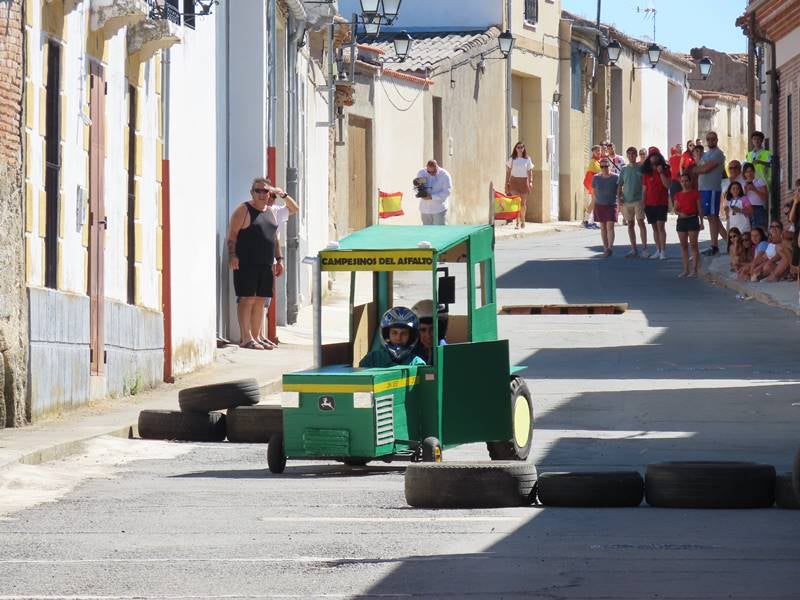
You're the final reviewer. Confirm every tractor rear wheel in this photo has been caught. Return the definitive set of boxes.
[487,376,533,461]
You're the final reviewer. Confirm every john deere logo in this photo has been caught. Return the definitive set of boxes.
[318,396,336,411]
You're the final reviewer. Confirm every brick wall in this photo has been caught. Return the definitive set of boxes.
[0,0,28,427]
[0,0,23,170]
[778,53,800,220]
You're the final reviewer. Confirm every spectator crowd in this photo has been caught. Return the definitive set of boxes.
[583,131,798,285]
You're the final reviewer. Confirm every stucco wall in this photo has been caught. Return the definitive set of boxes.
[372,74,427,224]
[167,17,217,375]
[25,2,168,417]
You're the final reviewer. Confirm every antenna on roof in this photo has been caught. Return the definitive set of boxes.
[635,2,657,42]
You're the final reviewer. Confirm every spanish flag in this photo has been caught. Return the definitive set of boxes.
[378,191,404,218]
[494,191,521,221]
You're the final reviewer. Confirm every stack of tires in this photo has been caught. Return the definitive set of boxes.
[138,379,281,443]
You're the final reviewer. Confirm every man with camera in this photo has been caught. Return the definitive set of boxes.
[414,159,452,225]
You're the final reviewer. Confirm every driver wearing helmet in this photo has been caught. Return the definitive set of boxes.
[359,307,427,368]
[411,299,448,364]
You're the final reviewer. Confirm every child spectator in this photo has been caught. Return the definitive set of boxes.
[673,173,703,278]
[724,181,751,235]
[764,230,795,282]
[737,227,767,281]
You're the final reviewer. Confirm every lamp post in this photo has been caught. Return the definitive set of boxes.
[392,30,413,61]
[698,56,713,80]
[605,39,621,65]
[646,42,662,68]
[498,29,515,58]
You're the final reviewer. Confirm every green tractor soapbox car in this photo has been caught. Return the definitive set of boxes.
[269,224,533,473]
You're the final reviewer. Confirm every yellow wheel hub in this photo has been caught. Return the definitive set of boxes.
[513,394,531,448]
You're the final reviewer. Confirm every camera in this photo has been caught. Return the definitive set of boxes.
[413,176,429,199]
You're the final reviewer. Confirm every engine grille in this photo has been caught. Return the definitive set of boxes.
[375,394,395,447]
[302,428,350,455]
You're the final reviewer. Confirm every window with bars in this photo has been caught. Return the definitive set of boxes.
[525,0,539,25]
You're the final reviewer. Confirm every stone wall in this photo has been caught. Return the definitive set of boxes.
[0,0,28,427]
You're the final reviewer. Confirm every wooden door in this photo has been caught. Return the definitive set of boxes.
[88,62,106,375]
[348,118,369,231]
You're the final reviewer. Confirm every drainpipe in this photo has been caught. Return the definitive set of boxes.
[266,0,279,342]
[161,49,174,383]
[286,14,300,324]
[767,38,780,223]
[505,0,513,154]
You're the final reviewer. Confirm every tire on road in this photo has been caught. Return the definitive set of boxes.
[775,472,800,509]
[487,377,534,461]
[405,461,537,508]
[645,461,776,509]
[138,410,226,442]
[535,471,644,507]
[226,405,282,443]
[178,379,261,413]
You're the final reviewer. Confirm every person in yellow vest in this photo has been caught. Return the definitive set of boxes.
[745,131,772,190]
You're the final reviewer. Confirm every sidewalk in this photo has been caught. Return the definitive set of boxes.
[700,250,800,317]
[0,218,659,472]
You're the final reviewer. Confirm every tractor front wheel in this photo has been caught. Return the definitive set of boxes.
[421,437,442,462]
[267,432,287,474]
[487,376,533,461]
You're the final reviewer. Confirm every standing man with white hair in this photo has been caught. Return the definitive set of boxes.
[415,159,452,225]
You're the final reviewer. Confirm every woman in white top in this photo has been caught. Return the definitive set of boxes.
[505,141,534,229]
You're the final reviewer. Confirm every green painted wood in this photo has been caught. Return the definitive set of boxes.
[437,340,512,445]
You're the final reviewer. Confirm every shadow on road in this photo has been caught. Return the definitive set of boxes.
[170,464,407,479]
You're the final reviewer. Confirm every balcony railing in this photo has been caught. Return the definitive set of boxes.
[147,0,181,25]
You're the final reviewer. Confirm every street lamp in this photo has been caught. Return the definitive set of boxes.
[498,29,515,59]
[362,13,382,37]
[359,0,382,19]
[381,0,402,25]
[606,39,622,65]
[698,56,713,80]
[393,30,413,61]
[647,42,662,68]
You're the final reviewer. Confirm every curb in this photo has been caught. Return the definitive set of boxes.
[495,222,583,241]
[1,374,286,472]
[700,259,800,317]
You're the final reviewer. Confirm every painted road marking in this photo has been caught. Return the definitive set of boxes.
[257,516,521,523]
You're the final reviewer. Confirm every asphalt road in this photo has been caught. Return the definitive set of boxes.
[1,225,799,599]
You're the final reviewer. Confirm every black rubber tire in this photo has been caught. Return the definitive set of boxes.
[226,405,282,443]
[793,448,800,502]
[138,410,226,442]
[421,436,442,462]
[178,379,260,413]
[405,461,537,508]
[342,459,371,467]
[535,471,644,507]
[267,432,287,474]
[775,472,800,509]
[487,377,533,461]
[645,461,776,509]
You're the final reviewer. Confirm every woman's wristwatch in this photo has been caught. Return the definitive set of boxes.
[275,256,284,262]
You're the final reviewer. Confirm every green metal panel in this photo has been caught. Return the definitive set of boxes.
[438,340,512,446]
[334,224,489,252]
[404,364,440,443]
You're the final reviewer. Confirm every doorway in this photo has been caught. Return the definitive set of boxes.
[548,103,559,221]
[88,62,106,375]
[610,67,623,149]
[433,96,443,166]
[347,116,372,231]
